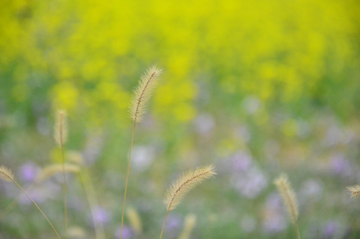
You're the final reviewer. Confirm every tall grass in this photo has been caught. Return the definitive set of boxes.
[119,66,163,239]
[54,110,69,239]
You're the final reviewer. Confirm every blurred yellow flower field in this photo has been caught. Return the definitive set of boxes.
[1,0,360,238]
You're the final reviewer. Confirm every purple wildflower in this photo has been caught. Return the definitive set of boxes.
[18,162,39,182]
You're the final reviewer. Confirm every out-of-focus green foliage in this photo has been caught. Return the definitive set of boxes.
[1,0,360,238]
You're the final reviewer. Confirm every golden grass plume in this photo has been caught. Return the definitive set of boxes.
[0,165,14,182]
[129,66,163,122]
[347,185,360,198]
[164,165,216,211]
[274,174,298,224]
[54,110,68,146]
[35,163,80,183]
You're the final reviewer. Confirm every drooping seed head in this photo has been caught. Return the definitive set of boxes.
[164,165,216,211]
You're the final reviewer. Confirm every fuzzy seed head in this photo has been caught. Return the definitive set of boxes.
[129,66,163,122]
[0,165,14,182]
[54,110,68,146]
[164,165,216,211]
[274,174,299,224]
[347,185,360,198]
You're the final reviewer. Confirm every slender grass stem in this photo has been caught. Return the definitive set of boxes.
[120,121,137,239]
[0,184,33,221]
[79,170,106,239]
[12,180,61,239]
[159,209,170,239]
[60,138,68,239]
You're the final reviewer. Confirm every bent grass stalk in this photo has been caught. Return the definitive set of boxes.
[120,66,162,239]
[274,174,301,239]
[159,165,216,239]
[0,166,61,239]
[54,110,69,239]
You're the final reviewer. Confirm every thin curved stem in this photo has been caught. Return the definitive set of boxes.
[12,180,61,239]
[0,184,33,221]
[159,209,170,239]
[120,121,137,239]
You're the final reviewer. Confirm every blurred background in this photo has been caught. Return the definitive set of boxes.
[1,0,360,238]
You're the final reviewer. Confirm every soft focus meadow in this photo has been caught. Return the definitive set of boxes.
[1,0,360,238]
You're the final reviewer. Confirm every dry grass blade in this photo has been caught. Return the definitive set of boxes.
[35,163,80,183]
[347,185,360,198]
[0,166,14,182]
[164,165,216,211]
[129,66,163,122]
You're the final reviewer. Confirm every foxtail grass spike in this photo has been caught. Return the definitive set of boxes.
[0,165,61,239]
[159,165,216,239]
[0,166,14,182]
[164,165,216,211]
[129,66,163,122]
[54,110,68,146]
[274,173,301,239]
[347,185,360,198]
